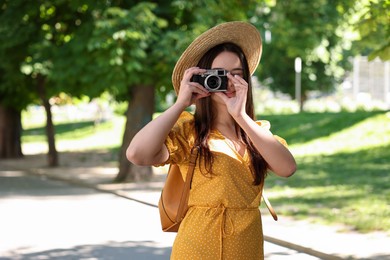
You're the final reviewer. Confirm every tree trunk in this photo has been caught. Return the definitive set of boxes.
[115,85,155,182]
[0,105,23,158]
[300,91,307,113]
[37,74,59,167]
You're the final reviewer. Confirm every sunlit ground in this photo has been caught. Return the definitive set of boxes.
[20,106,390,234]
[263,111,390,233]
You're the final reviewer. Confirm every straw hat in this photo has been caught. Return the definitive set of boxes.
[172,21,262,93]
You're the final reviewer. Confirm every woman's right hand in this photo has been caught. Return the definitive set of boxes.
[176,67,210,108]
[127,67,209,166]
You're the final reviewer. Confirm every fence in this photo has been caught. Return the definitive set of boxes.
[343,56,390,109]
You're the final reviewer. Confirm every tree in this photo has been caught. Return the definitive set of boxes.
[94,0,259,181]
[50,2,168,181]
[0,0,96,164]
[0,1,39,158]
[251,0,357,111]
[353,0,390,61]
[3,0,377,180]
[0,104,23,158]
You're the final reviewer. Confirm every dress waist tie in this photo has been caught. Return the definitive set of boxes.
[198,204,258,260]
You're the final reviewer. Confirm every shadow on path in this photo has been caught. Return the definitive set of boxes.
[1,241,172,260]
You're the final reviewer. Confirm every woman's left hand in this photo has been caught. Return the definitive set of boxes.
[214,73,248,119]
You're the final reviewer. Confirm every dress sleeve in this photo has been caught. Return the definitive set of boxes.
[154,111,195,167]
[256,120,288,148]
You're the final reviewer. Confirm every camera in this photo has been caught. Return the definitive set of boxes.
[191,69,228,92]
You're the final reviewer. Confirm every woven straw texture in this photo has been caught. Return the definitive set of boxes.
[172,21,262,93]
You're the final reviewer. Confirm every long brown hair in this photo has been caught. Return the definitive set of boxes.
[194,42,268,185]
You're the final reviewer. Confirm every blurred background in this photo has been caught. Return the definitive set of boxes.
[0,0,389,249]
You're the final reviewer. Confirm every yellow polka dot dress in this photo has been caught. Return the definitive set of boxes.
[158,112,286,260]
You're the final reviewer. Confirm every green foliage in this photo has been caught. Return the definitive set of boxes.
[2,0,386,112]
[0,0,97,110]
[253,0,357,98]
[0,1,38,109]
[353,0,390,61]
[0,1,166,109]
[151,0,260,96]
[51,2,167,101]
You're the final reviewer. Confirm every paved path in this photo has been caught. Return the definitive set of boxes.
[0,169,318,259]
[1,155,389,260]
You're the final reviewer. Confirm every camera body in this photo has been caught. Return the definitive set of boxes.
[191,69,228,92]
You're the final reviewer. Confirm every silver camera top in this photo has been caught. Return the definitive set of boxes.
[202,69,228,76]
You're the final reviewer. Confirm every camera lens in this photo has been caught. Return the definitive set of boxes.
[205,75,221,90]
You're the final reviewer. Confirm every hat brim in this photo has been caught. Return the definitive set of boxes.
[172,21,262,94]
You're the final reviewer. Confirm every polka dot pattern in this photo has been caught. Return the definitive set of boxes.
[157,112,286,260]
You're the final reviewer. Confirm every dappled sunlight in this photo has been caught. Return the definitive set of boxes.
[271,185,363,199]
[17,110,390,235]
[267,182,390,233]
[4,241,169,260]
[265,137,390,233]
[255,159,384,228]
[0,187,176,259]
[0,170,25,177]
[22,116,126,154]
[262,111,386,145]
[290,111,390,156]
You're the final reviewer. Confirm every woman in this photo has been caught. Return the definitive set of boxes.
[127,21,296,259]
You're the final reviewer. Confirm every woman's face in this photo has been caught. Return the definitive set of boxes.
[210,51,243,102]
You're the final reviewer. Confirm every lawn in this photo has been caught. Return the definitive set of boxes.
[262,111,390,233]
[21,110,390,234]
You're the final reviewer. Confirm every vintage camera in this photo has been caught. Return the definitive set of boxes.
[191,69,228,92]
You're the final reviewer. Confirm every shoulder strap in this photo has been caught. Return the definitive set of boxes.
[262,192,278,221]
[176,146,199,222]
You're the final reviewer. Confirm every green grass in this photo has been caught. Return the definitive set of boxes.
[22,110,390,234]
[262,111,390,233]
[22,116,125,153]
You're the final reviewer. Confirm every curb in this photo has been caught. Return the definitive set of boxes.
[263,236,352,260]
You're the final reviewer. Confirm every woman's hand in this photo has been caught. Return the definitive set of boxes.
[127,67,209,166]
[214,73,248,119]
[176,67,210,108]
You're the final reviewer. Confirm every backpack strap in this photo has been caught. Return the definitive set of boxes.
[262,192,278,221]
[176,146,199,222]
